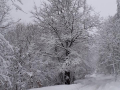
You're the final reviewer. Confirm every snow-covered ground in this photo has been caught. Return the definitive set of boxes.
[29,74,120,90]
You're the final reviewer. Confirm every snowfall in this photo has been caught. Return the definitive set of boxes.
[29,74,120,90]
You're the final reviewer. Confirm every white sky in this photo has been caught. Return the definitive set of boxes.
[10,0,117,23]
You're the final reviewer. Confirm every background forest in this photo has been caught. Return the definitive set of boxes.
[0,0,120,90]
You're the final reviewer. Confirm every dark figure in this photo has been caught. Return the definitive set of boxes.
[64,71,70,84]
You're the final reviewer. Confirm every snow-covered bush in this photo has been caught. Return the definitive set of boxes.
[0,33,14,89]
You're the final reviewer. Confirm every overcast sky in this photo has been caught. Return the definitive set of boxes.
[10,0,117,23]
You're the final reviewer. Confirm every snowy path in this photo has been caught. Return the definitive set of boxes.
[29,75,120,90]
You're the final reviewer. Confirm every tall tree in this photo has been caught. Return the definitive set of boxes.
[32,0,99,84]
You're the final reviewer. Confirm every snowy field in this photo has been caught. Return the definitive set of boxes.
[29,74,120,90]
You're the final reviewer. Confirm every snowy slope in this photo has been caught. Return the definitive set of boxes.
[29,75,120,90]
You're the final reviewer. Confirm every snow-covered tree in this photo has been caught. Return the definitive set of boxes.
[0,33,14,89]
[117,0,120,18]
[0,0,11,30]
[32,0,99,84]
[96,0,120,76]
[97,15,120,76]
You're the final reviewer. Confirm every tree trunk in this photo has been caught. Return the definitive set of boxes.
[16,84,18,90]
[64,71,70,84]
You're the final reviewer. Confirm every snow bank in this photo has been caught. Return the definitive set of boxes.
[29,84,80,90]
[29,81,120,90]
[29,75,120,90]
